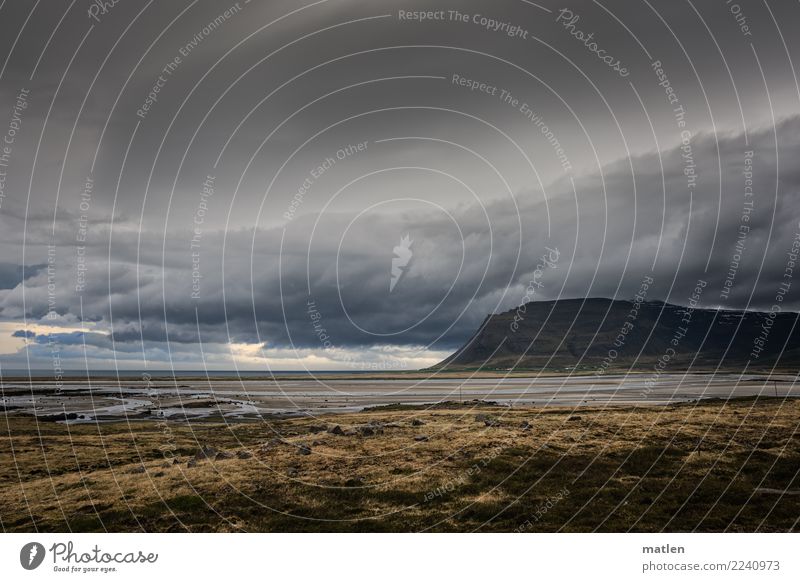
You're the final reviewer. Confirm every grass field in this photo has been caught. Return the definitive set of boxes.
[1,397,798,532]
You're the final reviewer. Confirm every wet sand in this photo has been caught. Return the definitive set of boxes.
[1,372,797,423]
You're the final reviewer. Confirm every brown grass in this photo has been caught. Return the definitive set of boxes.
[1,397,799,532]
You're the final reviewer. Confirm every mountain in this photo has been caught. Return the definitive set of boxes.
[434,298,800,372]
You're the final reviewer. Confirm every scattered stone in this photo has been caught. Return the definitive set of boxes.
[187,458,198,468]
[475,413,491,423]
[411,419,425,426]
[129,465,146,474]
[154,471,165,478]
[343,429,358,436]
[215,451,234,461]
[161,461,172,468]
[261,437,288,452]
[308,425,327,434]
[194,445,218,460]
[520,421,532,430]
[236,450,253,460]
[384,422,402,428]
[311,440,325,446]
[414,435,429,442]
[359,426,375,436]
[296,445,312,455]
[328,425,344,435]
[287,466,299,477]
[172,458,181,465]
[568,415,582,422]
[344,477,365,487]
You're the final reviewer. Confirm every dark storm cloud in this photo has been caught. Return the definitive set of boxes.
[2,116,799,361]
[0,0,799,368]
[0,262,44,289]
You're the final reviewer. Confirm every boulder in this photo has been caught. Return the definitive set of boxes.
[194,445,218,460]
[38,412,79,422]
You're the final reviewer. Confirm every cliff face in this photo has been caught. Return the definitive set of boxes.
[435,298,800,372]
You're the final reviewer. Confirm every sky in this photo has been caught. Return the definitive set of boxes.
[0,0,798,371]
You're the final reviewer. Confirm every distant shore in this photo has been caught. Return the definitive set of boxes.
[1,372,798,424]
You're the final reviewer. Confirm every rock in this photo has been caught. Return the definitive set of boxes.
[296,445,312,455]
[194,445,218,460]
[38,412,79,422]
[327,425,344,435]
[384,423,402,428]
[187,458,198,468]
[311,440,325,446]
[261,437,288,452]
[154,471,165,478]
[359,426,375,436]
[172,458,181,465]
[568,415,582,422]
[484,419,500,427]
[308,425,327,434]
[215,451,234,460]
[411,419,425,426]
[414,435,429,442]
[236,450,253,459]
[161,461,172,468]
[475,413,491,423]
[287,466,299,477]
[343,429,358,436]
[129,465,146,474]
[520,421,532,430]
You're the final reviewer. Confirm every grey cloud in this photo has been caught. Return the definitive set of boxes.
[0,0,799,369]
